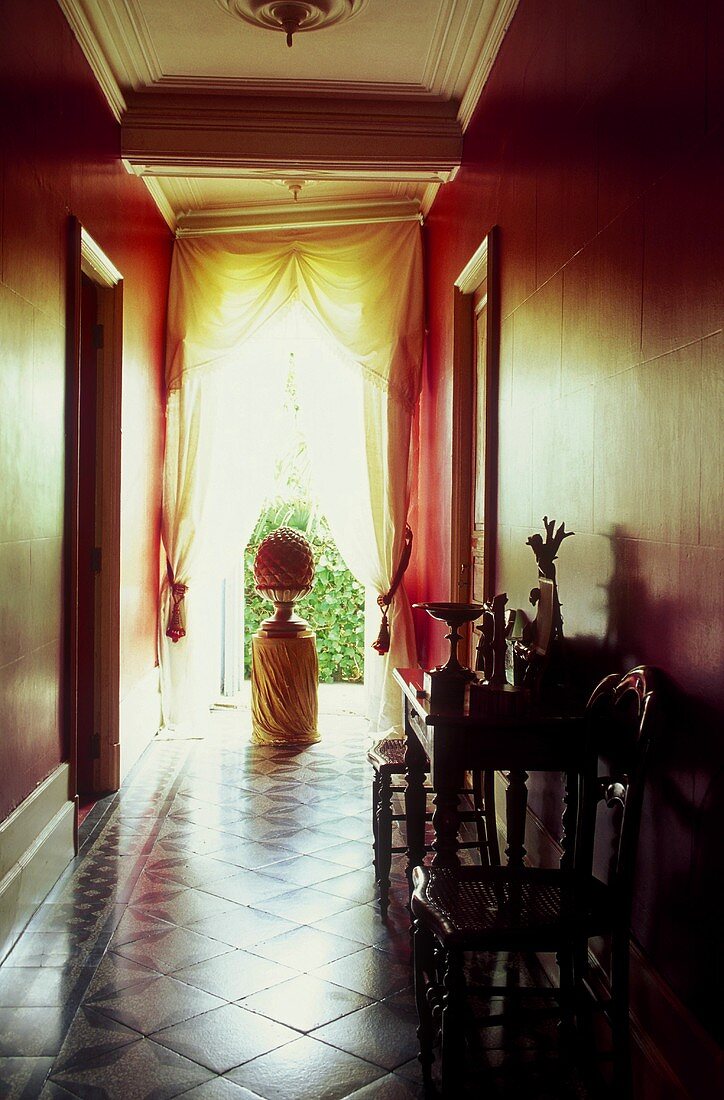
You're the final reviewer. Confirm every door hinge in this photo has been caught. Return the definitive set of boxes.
[91,734,101,759]
[92,323,104,350]
[91,546,102,573]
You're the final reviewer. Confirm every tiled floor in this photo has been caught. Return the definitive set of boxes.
[0,689,594,1099]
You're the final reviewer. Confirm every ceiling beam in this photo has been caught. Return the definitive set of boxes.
[121,92,462,180]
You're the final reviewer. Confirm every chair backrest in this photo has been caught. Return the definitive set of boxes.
[584,666,663,912]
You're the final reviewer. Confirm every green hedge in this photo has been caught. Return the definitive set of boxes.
[243,499,365,683]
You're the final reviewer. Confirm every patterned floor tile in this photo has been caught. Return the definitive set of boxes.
[111,907,173,947]
[0,1056,54,1099]
[311,946,410,1000]
[0,964,86,1008]
[199,870,293,907]
[50,1037,214,1099]
[313,840,373,869]
[311,1000,421,1072]
[52,1006,141,1072]
[246,926,363,970]
[256,856,349,888]
[112,925,231,973]
[260,828,347,856]
[240,974,371,1032]
[132,888,240,928]
[225,1035,385,1100]
[344,1074,425,1099]
[87,973,224,1035]
[83,951,159,1000]
[180,1079,264,1099]
[249,887,352,925]
[151,1002,298,1074]
[171,949,298,1001]
[0,1008,74,1057]
[187,907,297,950]
[314,869,378,905]
[0,693,598,1098]
[311,903,394,946]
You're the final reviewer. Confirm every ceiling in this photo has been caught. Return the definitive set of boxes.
[58,0,518,234]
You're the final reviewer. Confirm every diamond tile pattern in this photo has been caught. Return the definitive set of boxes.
[0,687,594,1098]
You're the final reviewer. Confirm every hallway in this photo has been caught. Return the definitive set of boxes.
[0,695,591,1100]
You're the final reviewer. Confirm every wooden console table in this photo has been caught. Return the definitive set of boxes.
[393,667,593,877]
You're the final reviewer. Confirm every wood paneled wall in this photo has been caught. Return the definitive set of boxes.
[415,0,723,1050]
[0,0,172,819]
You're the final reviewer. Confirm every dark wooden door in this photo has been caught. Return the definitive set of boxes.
[76,274,100,796]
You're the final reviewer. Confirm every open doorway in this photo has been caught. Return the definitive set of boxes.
[213,306,367,725]
[159,221,420,739]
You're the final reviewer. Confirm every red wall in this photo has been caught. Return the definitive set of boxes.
[0,0,172,818]
[418,0,723,1045]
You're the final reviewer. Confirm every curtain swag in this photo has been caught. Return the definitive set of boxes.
[166,222,423,407]
[372,524,414,656]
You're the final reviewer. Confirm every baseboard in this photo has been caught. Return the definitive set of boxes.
[492,772,723,1100]
[0,763,75,963]
[119,665,162,781]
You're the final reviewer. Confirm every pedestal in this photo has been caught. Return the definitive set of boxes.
[250,630,319,746]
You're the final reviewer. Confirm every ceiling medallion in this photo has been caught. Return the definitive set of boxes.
[216,1,367,48]
[272,178,316,201]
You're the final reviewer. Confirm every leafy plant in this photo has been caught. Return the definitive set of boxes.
[243,497,365,683]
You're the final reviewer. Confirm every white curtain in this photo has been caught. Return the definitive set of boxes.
[161,220,423,733]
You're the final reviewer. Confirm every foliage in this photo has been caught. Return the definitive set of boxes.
[243,497,365,683]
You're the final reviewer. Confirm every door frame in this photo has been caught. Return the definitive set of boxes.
[66,217,124,805]
[450,226,500,604]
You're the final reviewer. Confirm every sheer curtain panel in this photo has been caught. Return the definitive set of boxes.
[161,220,423,732]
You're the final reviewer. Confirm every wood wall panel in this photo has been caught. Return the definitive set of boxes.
[420,0,723,1049]
[0,0,172,821]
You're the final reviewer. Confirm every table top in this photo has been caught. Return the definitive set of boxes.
[393,667,582,732]
[393,667,591,778]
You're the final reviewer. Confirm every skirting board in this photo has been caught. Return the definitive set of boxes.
[0,763,75,964]
[120,665,162,781]
[493,772,724,1100]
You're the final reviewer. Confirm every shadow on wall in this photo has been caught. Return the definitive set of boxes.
[559,526,724,1041]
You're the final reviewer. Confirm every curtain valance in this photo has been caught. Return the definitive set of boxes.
[166,221,424,408]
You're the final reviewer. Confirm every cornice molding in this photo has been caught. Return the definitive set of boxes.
[145,76,436,99]
[140,177,177,231]
[458,0,519,132]
[58,1,516,123]
[175,198,421,237]
[121,94,463,179]
[57,0,126,121]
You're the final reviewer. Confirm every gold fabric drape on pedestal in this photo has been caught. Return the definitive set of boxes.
[251,632,319,745]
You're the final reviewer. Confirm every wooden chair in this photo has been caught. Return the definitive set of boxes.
[368,738,499,918]
[410,666,662,1096]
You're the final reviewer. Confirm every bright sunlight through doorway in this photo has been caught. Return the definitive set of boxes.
[212,302,371,728]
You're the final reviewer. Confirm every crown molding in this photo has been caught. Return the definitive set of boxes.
[146,76,436,99]
[57,0,126,121]
[121,93,463,179]
[58,1,516,125]
[458,0,519,132]
[140,176,177,231]
[175,197,421,237]
[420,180,442,218]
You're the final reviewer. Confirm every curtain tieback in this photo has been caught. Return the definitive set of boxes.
[372,525,413,656]
[165,562,188,643]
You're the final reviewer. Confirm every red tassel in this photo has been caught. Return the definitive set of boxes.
[372,608,390,655]
[166,581,188,643]
[371,525,414,657]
